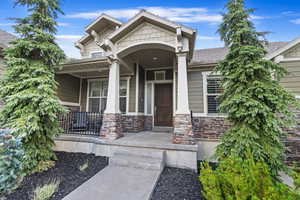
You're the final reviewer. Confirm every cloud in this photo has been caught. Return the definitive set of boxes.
[291,18,300,24]
[197,35,219,40]
[66,6,223,23]
[57,22,69,27]
[56,35,82,40]
[282,11,300,17]
[0,23,16,26]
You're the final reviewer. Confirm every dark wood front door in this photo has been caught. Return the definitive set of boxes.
[154,83,173,127]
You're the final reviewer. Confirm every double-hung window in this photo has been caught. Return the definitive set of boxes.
[88,79,128,113]
[203,72,223,114]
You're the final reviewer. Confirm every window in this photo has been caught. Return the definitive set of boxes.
[90,51,104,58]
[204,73,223,114]
[155,71,165,80]
[87,79,128,113]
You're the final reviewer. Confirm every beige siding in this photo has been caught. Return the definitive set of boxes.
[82,39,101,58]
[80,79,88,111]
[188,71,204,113]
[56,74,80,103]
[129,75,136,112]
[284,44,300,58]
[280,61,300,96]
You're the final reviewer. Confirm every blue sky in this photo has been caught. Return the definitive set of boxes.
[0,0,300,58]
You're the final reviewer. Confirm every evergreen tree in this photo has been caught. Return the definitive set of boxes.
[0,0,66,173]
[215,0,299,176]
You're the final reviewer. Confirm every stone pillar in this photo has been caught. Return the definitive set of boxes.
[101,59,123,139]
[173,52,194,144]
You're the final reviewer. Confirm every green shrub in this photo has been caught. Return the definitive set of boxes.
[33,180,60,200]
[0,129,24,194]
[200,155,300,200]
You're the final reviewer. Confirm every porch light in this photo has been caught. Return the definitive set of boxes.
[153,57,158,61]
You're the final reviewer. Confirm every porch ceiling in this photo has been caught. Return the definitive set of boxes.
[125,48,175,69]
[58,57,132,78]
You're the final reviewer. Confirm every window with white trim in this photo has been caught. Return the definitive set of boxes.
[205,74,223,114]
[88,79,128,113]
[90,51,104,58]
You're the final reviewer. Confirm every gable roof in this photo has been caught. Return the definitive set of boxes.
[108,10,196,42]
[85,13,122,34]
[191,42,288,65]
[265,37,300,60]
[0,29,17,48]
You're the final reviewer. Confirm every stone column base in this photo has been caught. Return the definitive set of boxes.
[173,114,195,145]
[101,114,123,140]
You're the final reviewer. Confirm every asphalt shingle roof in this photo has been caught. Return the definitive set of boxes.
[191,42,288,64]
[0,29,17,48]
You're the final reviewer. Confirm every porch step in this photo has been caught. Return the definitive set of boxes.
[110,149,166,171]
[152,126,173,133]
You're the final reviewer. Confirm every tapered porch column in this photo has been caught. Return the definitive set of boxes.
[173,52,194,144]
[101,59,123,139]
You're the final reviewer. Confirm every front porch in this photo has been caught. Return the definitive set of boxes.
[54,131,198,170]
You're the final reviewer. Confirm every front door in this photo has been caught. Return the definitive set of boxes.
[154,83,173,127]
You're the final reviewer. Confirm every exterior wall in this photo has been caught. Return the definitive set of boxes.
[80,79,88,111]
[283,43,300,58]
[188,71,204,113]
[116,22,176,51]
[81,26,115,58]
[285,138,300,166]
[138,67,145,113]
[280,61,300,96]
[56,74,80,103]
[121,115,145,132]
[129,74,136,112]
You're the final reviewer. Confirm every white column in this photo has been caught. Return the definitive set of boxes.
[105,59,120,114]
[176,52,190,114]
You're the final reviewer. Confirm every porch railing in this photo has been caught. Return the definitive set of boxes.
[59,112,103,136]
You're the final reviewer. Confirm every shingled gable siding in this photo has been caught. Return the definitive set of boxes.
[280,61,300,96]
[56,74,80,104]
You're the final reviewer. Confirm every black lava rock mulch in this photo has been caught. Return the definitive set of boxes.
[3,152,108,200]
[151,167,204,200]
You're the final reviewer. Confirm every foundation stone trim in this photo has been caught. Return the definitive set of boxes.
[101,114,123,139]
[173,114,194,145]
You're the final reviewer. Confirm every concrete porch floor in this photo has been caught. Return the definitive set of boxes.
[54,131,198,170]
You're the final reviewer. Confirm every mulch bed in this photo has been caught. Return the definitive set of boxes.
[151,167,204,200]
[2,152,108,200]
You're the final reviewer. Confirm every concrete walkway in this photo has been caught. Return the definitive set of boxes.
[63,165,161,200]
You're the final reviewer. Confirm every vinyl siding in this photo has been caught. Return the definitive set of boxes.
[80,79,88,111]
[280,61,300,96]
[129,75,136,112]
[56,74,80,103]
[188,71,204,113]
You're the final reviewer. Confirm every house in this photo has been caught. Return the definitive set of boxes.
[56,10,300,153]
[0,29,17,76]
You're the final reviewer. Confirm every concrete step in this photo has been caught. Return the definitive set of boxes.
[152,126,173,133]
[110,149,166,171]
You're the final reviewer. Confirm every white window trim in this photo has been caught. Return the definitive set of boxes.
[202,71,222,115]
[86,77,130,113]
[296,95,300,99]
[60,101,80,107]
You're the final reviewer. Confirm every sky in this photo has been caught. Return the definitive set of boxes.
[0,0,300,58]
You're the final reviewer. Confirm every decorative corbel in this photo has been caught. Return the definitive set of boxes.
[75,42,85,55]
[176,26,183,52]
[90,30,101,46]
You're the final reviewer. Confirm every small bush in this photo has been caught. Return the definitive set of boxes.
[0,129,24,195]
[200,154,300,200]
[33,180,60,200]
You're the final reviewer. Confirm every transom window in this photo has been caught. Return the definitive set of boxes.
[204,73,223,114]
[88,79,128,113]
[90,51,104,58]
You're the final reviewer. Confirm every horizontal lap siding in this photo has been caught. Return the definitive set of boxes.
[280,61,300,96]
[188,71,204,113]
[129,76,136,112]
[80,79,88,111]
[56,74,80,103]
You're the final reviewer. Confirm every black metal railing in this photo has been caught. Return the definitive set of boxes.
[59,112,103,136]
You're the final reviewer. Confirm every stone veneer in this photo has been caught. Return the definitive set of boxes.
[285,137,300,166]
[173,114,194,145]
[100,114,123,139]
[144,116,153,131]
[121,115,145,132]
[192,116,231,140]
